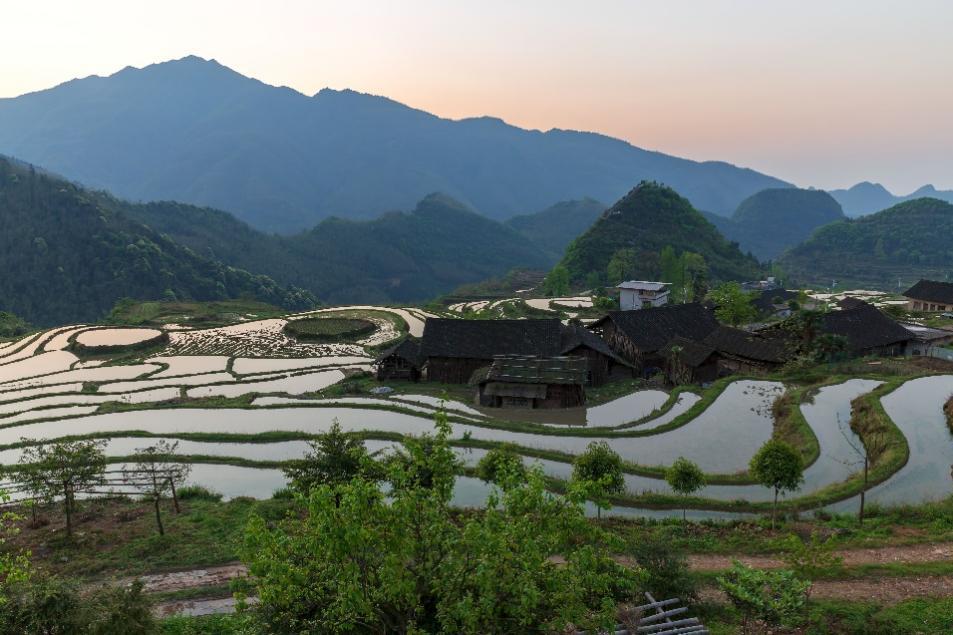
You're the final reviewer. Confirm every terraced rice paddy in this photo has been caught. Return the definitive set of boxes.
[1,313,951,518]
[75,328,163,348]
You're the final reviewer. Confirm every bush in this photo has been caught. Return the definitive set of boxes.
[283,317,375,342]
[717,561,810,633]
[627,535,696,602]
[176,485,222,501]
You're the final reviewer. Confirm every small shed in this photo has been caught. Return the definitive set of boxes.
[559,324,634,385]
[473,356,587,409]
[375,338,422,382]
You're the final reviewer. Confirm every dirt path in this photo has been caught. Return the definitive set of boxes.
[688,541,953,572]
[700,575,953,605]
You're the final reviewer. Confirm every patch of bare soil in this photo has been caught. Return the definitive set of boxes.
[688,542,953,571]
[700,575,953,605]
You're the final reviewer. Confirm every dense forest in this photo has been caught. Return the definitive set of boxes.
[0,158,313,325]
[706,188,846,261]
[123,192,551,304]
[504,198,605,264]
[557,182,762,286]
[778,198,953,288]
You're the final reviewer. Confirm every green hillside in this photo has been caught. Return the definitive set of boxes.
[0,158,313,325]
[777,198,953,288]
[711,188,846,261]
[504,198,605,263]
[124,193,550,305]
[558,182,762,285]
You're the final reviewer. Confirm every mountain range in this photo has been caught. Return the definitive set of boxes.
[0,56,790,233]
[828,182,953,217]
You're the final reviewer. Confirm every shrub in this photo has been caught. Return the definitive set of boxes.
[283,317,375,342]
[176,485,223,501]
[475,445,527,488]
[627,535,696,602]
[717,561,810,633]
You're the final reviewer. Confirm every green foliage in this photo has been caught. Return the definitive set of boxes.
[572,441,625,516]
[708,282,757,326]
[625,534,696,602]
[0,311,30,338]
[665,457,705,520]
[282,420,374,495]
[283,316,375,342]
[559,182,761,287]
[475,444,527,488]
[776,531,844,584]
[13,439,108,538]
[749,439,804,527]
[542,264,571,296]
[505,198,606,263]
[0,158,314,326]
[122,440,191,536]
[0,577,156,634]
[175,485,223,501]
[593,296,617,311]
[778,197,953,288]
[0,493,30,606]
[243,412,638,633]
[716,561,810,633]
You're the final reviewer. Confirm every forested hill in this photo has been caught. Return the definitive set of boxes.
[557,183,762,285]
[777,198,953,288]
[0,55,789,232]
[0,158,313,325]
[504,198,606,263]
[124,193,551,304]
[706,188,846,261]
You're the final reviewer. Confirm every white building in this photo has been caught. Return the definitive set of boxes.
[616,281,670,310]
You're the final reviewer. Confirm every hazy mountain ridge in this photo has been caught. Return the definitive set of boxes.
[829,182,953,217]
[0,55,790,233]
[504,198,606,264]
[0,157,313,325]
[778,197,953,288]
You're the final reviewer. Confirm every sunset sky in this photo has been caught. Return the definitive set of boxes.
[2,0,951,192]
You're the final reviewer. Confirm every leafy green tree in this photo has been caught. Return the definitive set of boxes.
[717,561,810,634]
[572,441,625,518]
[626,534,696,603]
[749,440,804,528]
[681,252,708,302]
[476,445,526,488]
[282,419,373,499]
[17,439,107,538]
[242,411,638,633]
[606,248,637,285]
[665,457,706,520]
[122,440,191,536]
[0,493,30,606]
[0,312,30,338]
[811,333,849,363]
[708,282,757,326]
[593,295,617,312]
[543,265,570,296]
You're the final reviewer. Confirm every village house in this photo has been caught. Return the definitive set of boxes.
[616,280,670,310]
[900,323,953,357]
[751,289,803,318]
[589,303,719,376]
[818,300,914,357]
[903,279,953,312]
[419,318,625,386]
[374,338,422,381]
[661,326,791,385]
[472,355,588,409]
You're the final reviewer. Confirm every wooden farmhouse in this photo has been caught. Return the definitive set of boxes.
[419,318,626,386]
[375,338,422,381]
[903,279,953,313]
[472,355,587,409]
[662,326,791,385]
[589,303,719,376]
[816,300,914,357]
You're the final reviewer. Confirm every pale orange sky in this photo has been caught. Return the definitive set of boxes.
[1,0,951,192]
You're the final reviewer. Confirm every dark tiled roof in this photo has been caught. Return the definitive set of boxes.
[590,303,719,353]
[661,336,717,368]
[559,324,633,367]
[820,302,913,352]
[376,338,422,366]
[903,279,953,305]
[702,326,791,363]
[752,289,800,314]
[481,355,588,385]
[421,318,563,359]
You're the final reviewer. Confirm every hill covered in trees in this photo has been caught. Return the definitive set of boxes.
[0,56,789,232]
[504,198,605,263]
[777,198,953,288]
[706,188,846,261]
[124,193,551,304]
[557,183,762,287]
[0,158,312,325]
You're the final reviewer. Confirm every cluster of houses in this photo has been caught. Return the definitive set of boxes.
[375,278,953,411]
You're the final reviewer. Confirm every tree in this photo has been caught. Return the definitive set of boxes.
[681,252,708,302]
[572,441,625,518]
[606,248,637,285]
[282,419,373,499]
[708,282,757,326]
[837,415,886,525]
[812,333,849,363]
[122,440,191,536]
[717,561,810,634]
[17,439,107,538]
[543,265,570,296]
[476,445,526,488]
[242,411,638,633]
[0,493,30,606]
[749,440,804,528]
[665,457,705,521]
